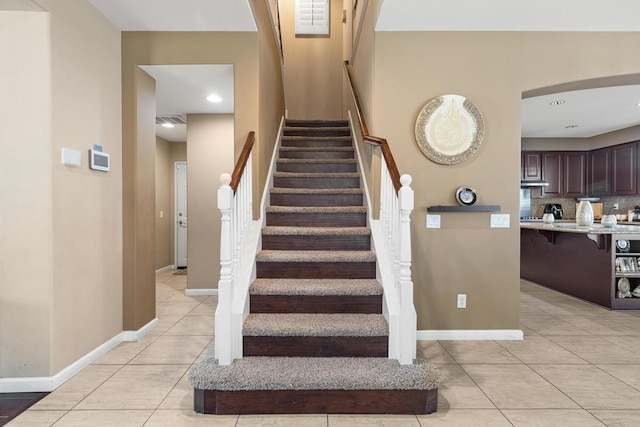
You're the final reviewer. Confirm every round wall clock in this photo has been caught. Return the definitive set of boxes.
[455,187,478,206]
[415,94,485,165]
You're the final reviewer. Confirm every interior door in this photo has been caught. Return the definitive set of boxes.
[175,162,188,268]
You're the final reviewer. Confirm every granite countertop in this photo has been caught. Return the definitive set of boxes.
[520,221,640,234]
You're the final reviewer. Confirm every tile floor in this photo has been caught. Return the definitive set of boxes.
[8,274,640,426]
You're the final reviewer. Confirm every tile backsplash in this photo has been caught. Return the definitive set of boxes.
[531,196,640,219]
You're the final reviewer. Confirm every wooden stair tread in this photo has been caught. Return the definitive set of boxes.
[243,313,388,337]
[250,278,381,296]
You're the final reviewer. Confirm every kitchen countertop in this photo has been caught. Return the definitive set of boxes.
[520,221,640,234]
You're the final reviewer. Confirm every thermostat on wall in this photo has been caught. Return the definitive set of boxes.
[89,149,110,172]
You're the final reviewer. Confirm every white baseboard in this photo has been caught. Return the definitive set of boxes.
[156,265,176,274]
[417,329,524,341]
[122,317,159,342]
[185,288,218,296]
[0,318,159,393]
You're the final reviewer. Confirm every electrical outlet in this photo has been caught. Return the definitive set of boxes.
[457,294,467,309]
[614,203,619,209]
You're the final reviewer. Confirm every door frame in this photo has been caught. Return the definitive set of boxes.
[174,161,187,268]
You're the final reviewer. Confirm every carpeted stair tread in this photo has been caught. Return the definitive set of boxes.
[270,187,362,195]
[273,172,359,178]
[280,146,354,152]
[285,119,349,127]
[190,357,441,391]
[262,226,369,236]
[282,135,352,141]
[243,313,388,337]
[256,250,375,263]
[250,278,382,296]
[266,206,367,214]
[277,158,356,164]
[284,126,349,132]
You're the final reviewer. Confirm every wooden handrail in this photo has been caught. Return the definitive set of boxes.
[343,61,401,194]
[230,131,255,193]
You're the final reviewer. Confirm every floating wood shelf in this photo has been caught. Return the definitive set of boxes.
[427,205,501,213]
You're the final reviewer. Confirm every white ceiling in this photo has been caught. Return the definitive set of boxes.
[140,65,235,142]
[376,0,640,31]
[87,0,256,31]
[522,85,640,138]
[86,0,640,142]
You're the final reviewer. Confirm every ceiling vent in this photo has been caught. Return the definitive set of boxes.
[156,115,186,125]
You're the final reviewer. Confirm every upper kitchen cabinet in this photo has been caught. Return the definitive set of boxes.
[612,142,637,195]
[563,151,588,197]
[535,151,587,198]
[588,147,612,196]
[540,152,563,197]
[521,151,541,181]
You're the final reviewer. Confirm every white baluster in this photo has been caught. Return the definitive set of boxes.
[215,173,233,365]
[398,174,415,364]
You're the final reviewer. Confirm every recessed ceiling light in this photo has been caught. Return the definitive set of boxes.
[207,94,222,103]
[549,100,566,106]
[162,122,175,128]
[565,125,578,129]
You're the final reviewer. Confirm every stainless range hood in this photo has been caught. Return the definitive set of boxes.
[520,180,549,188]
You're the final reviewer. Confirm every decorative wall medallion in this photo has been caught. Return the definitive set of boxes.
[415,94,485,165]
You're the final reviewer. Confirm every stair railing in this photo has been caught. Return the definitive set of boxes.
[343,61,417,365]
[216,131,256,366]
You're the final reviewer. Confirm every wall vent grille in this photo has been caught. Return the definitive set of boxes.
[156,115,186,125]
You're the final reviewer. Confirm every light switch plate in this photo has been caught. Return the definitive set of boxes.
[61,147,81,167]
[426,214,441,229]
[490,214,510,228]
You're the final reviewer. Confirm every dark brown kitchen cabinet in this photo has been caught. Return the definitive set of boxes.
[588,147,612,196]
[612,142,637,195]
[563,151,587,197]
[534,151,587,198]
[540,152,563,197]
[521,151,541,181]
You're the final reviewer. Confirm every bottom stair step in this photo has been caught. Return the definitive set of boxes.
[189,357,441,415]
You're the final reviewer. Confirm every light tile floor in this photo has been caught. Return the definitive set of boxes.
[9,275,640,426]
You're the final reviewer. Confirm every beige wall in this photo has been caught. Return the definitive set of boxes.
[155,137,172,270]
[0,1,122,377]
[122,32,259,298]
[47,0,122,372]
[253,0,286,213]
[346,0,381,213]
[121,67,156,330]
[280,0,344,119]
[370,32,640,330]
[521,137,590,151]
[186,115,234,288]
[590,124,640,150]
[0,9,52,377]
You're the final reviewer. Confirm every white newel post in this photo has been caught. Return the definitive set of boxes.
[215,173,233,365]
[398,174,416,364]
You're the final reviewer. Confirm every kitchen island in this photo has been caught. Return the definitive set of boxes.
[521,222,640,309]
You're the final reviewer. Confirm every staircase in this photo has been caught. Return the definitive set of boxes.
[190,120,440,415]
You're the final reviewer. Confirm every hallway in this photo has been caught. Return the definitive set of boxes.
[9,273,640,426]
